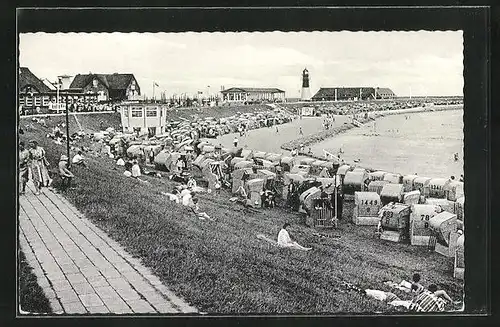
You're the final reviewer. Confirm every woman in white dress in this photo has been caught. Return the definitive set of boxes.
[277,223,312,251]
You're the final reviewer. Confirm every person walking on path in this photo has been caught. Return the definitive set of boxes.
[19,141,30,195]
[28,139,52,195]
[58,154,74,190]
[233,136,239,148]
[299,126,303,135]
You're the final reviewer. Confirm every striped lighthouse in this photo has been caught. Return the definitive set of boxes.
[301,68,311,101]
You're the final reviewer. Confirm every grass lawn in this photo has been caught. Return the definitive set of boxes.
[18,116,463,313]
[18,250,53,314]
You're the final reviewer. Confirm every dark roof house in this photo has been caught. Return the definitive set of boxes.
[70,73,140,101]
[19,67,51,93]
[312,87,376,101]
[375,87,396,98]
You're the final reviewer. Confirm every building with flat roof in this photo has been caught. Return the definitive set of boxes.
[220,87,285,103]
[119,102,168,136]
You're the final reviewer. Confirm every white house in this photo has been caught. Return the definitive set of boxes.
[119,102,167,136]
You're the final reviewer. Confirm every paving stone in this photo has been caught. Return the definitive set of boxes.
[107,278,131,290]
[66,273,87,285]
[80,267,101,278]
[101,268,121,279]
[71,282,96,295]
[129,280,157,295]
[59,263,80,275]
[87,305,110,314]
[115,287,141,301]
[79,293,104,307]
[61,300,87,314]
[128,299,156,313]
[42,287,57,300]
[151,301,178,314]
[94,285,119,299]
[140,290,168,305]
[49,298,63,313]
[37,276,51,289]
[51,279,73,292]
[102,298,132,314]
[87,275,109,288]
[55,289,80,303]
[122,271,145,283]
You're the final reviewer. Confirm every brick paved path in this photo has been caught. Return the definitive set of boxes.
[19,182,198,314]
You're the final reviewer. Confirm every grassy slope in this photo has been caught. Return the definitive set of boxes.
[18,114,463,313]
[165,104,271,121]
[18,250,53,314]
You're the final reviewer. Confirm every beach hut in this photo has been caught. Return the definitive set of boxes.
[143,144,162,157]
[300,158,317,166]
[290,164,311,175]
[318,167,332,178]
[202,145,216,154]
[126,144,145,159]
[454,196,465,222]
[336,164,351,180]
[383,173,403,184]
[234,160,254,170]
[425,198,455,214]
[409,204,442,246]
[380,183,405,206]
[231,168,255,194]
[379,203,411,242]
[240,149,253,160]
[230,157,246,168]
[444,181,464,202]
[353,192,381,225]
[299,186,322,215]
[153,151,171,171]
[368,180,389,195]
[402,174,419,192]
[193,154,207,169]
[413,177,432,197]
[343,171,369,197]
[316,177,336,194]
[429,211,460,257]
[403,190,421,205]
[265,153,282,163]
[201,158,215,176]
[256,169,277,191]
[454,234,465,280]
[310,160,328,176]
[253,151,267,159]
[311,198,337,229]
[369,171,388,182]
[245,178,265,208]
[428,178,449,198]
[280,156,295,172]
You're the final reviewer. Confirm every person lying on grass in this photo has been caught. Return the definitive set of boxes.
[277,223,312,251]
[409,284,457,312]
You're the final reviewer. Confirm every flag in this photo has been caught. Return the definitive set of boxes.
[198,91,203,95]
[154,82,159,87]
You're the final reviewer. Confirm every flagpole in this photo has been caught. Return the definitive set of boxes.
[153,82,155,102]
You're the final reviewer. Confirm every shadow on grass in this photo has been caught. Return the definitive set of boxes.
[18,250,52,315]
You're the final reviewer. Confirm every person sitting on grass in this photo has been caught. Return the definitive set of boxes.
[58,155,74,190]
[72,150,87,167]
[411,273,425,296]
[187,176,197,189]
[409,284,455,312]
[116,156,125,166]
[131,159,142,178]
[277,223,312,251]
[189,197,212,220]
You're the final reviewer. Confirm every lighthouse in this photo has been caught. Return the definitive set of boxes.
[301,68,311,101]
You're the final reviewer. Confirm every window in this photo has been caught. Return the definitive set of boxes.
[146,108,157,117]
[34,96,41,106]
[131,108,143,117]
[26,97,33,106]
[42,96,50,106]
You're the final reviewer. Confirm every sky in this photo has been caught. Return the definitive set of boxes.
[19,31,463,98]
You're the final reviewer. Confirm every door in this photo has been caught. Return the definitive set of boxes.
[148,127,156,137]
